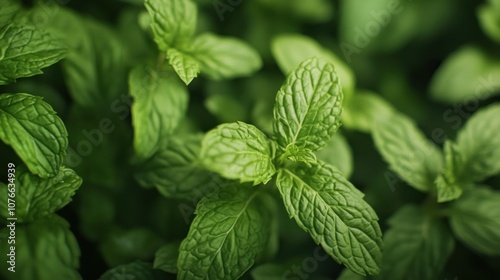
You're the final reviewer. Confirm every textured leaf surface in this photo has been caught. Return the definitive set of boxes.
[455,103,500,181]
[0,93,68,177]
[0,215,80,280]
[380,206,455,280]
[191,33,262,80]
[144,0,197,51]
[129,65,188,158]
[273,58,343,152]
[373,112,443,192]
[0,23,65,84]
[135,135,213,200]
[177,186,272,280]
[271,34,355,100]
[450,187,500,256]
[154,242,180,274]
[276,162,382,275]
[0,166,82,222]
[435,141,470,202]
[200,122,276,185]
[167,48,200,85]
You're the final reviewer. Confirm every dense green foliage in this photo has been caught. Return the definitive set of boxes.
[1,0,499,279]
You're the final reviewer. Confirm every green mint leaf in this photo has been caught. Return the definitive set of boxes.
[135,135,214,200]
[0,0,21,25]
[256,0,333,22]
[145,0,197,51]
[58,15,127,108]
[0,165,82,222]
[316,133,353,178]
[337,268,366,280]
[200,122,276,185]
[100,228,164,267]
[0,23,65,85]
[271,34,355,100]
[177,185,273,279]
[430,46,500,103]
[276,162,382,276]
[478,0,500,43]
[190,33,262,80]
[0,215,80,280]
[455,103,500,181]
[435,141,471,202]
[450,187,500,256]
[273,57,343,152]
[373,112,443,192]
[129,65,189,159]
[0,93,68,178]
[167,48,200,85]
[281,143,317,164]
[99,261,166,280]
[154,242,180,274]
[342,90,395,133]
[380,206,455,280]
[251,263,288,280]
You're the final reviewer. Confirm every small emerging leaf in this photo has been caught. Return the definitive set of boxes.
[167,48,200,85]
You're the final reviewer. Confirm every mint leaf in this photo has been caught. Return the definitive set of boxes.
[59,15,127,108]
[0,23,65,85]
[99,261,166,280]
[167,48,200,85]
[0,0,21,26]
[450,187,500,256]
[144,0,197,51]
[154,242,180,274]
[435,141,471,202]
[177,185,273,279]
[455,103,500,181]
[0,165,82,222]
[276,162,382,276]
[0,215,80,280]
[273,58,343,152]
[200,122,276,185]
[380,206,455,280]
[135,135,214,200]
[373,112,443,192]
[0,93,68,178]
[129,65,189,158]
[271,34,355,100]
[316,133,353,178]
[337,268,365,280]
[478,0,500,43]
[342,90,395,133]
[429,46,500,103]
[191,33,262,80]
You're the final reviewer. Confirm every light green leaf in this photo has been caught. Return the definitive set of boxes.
[0,215,80,280]
[281,144,317,164]
[167,48,200,85]
[316,133,353,178]
[430,46,500,103]
[478,0,500,43]
[435,141,471,202]
[99,261,166,280]
[450,187,500,256]
[135,135,214,200]
[373,112,443,192]
[177,185,273,280]
[129,65,189,159]
[342,90,395,133]
[273,58,343,152]
[154,242,180,274]
[0,93,68,178]
[276,162,382,276]
[255,0,333,22]
[200,122,276,185]
[0,23,65,85]
[0,166,82,222]
[145,0,197,51]
[190,33,262,80]
[455,103,500,181]
[0,0,22,26]
[380,206,455,280]
[271,34,355,100]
